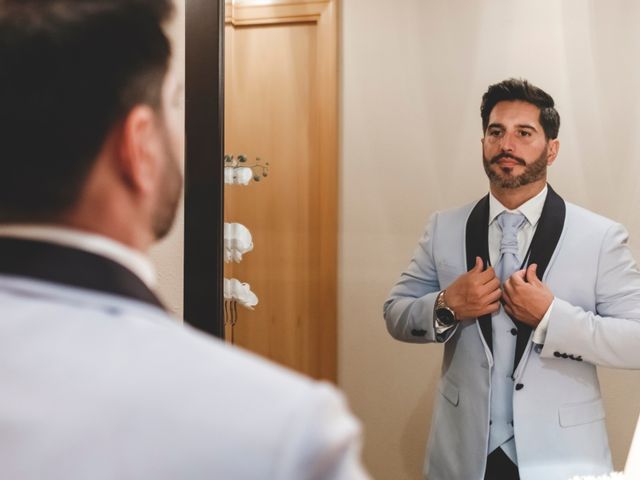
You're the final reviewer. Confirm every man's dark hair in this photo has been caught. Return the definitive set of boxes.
[0,0,174,221]
[480,78,560,140]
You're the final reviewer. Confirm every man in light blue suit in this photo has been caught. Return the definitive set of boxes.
[384,78,640,480]
[0,1,369,479]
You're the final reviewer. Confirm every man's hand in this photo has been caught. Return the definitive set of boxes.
[445,257,502,321]
[502,264,554,327]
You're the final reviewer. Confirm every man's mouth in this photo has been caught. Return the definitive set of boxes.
[491,154,526,167]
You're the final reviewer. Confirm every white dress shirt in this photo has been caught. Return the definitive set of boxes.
[0,225,156,288]
[488,186,552,344]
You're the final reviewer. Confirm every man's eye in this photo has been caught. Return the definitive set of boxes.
[519,130,531,137]
[489,130,502,136]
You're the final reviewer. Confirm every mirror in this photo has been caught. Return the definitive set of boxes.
[182,0,640,478]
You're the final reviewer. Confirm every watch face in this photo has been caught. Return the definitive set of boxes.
[436,308,456,326]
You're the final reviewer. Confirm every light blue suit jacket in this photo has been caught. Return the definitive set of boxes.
[0,238,369,480]
[384,187,640,480]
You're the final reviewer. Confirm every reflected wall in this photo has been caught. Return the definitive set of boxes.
[340,1,640,478]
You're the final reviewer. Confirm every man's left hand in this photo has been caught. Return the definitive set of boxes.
[502,264,553,328]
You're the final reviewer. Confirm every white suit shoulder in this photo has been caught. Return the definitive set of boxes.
[0,277,368,480]
[564,201,621,233]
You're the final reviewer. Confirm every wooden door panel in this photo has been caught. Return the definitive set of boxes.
[224,1,337,381]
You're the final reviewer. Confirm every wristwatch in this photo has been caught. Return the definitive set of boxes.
[434,290,457,326]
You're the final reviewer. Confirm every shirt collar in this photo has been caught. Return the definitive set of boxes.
[488,185,548,227]
[0,225,156,288]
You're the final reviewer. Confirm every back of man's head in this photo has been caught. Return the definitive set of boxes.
[0,0,174,223]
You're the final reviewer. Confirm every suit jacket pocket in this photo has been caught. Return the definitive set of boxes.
[558,398,605,427]
[439,378,459,407]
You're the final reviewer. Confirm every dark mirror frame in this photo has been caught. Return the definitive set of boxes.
[184,0,225,338]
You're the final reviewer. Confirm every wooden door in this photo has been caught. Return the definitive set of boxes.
[223,0,338,381]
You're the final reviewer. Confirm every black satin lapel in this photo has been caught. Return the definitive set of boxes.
[0,238,164,310]
[513,185,566,369]
[465,195,492,353]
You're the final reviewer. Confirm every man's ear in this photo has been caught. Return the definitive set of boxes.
[546,138,560,166]
[117,105,162,194]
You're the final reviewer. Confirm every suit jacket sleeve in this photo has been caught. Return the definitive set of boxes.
[542,223,640,368]
[383,212,458,343]
[274,383,370,480]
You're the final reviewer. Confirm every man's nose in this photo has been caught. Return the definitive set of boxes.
[499,132,516,152]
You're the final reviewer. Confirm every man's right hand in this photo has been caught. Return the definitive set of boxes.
[444,256,501,321]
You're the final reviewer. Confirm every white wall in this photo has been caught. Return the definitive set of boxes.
[340,1,640,478]
[150,0,185,317]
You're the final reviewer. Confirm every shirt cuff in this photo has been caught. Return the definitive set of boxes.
[434,313,457,343]
[434,317,456,335]
[532,298,554,345]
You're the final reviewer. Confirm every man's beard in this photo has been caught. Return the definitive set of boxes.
[152,128,183,240]
[482,147,548,189]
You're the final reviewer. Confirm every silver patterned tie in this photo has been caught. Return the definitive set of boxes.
[497,212,527,283]
[488,210,527,464]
